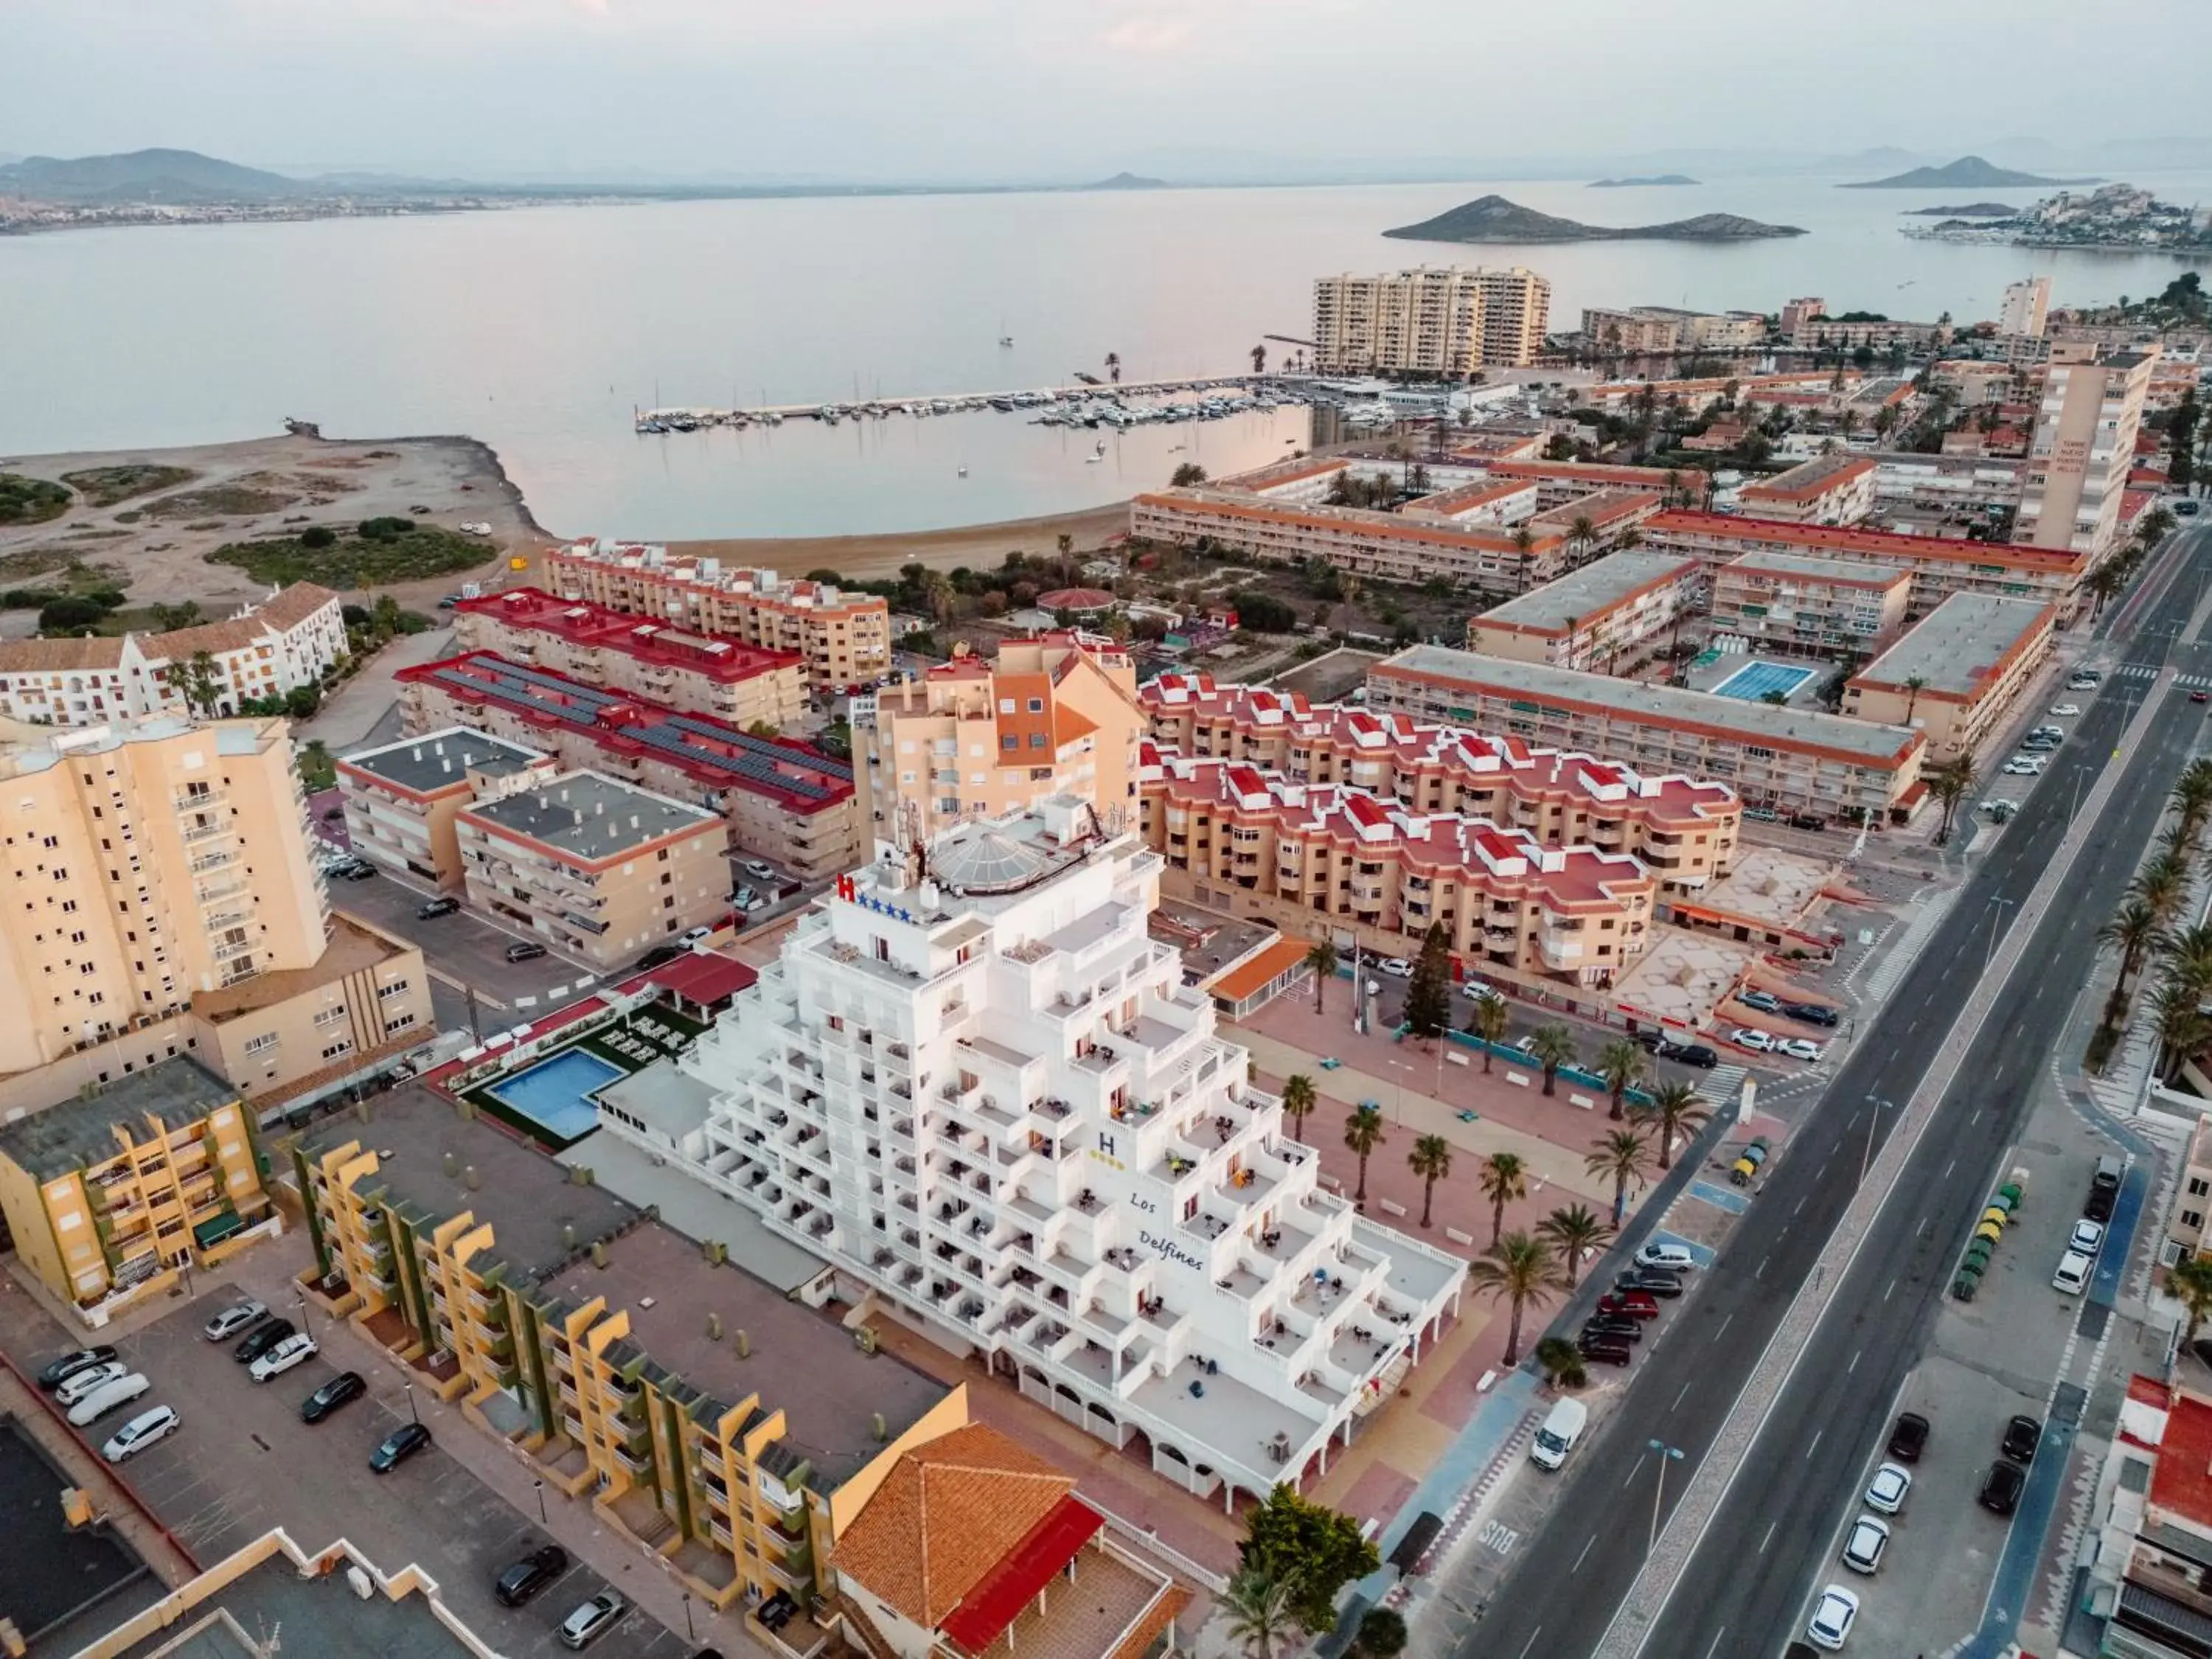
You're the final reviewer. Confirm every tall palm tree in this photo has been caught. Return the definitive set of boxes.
[1468,993,1511,1070]
[1105,350,1121,383]
[2163,922,2212,1001]
[1525,1023,1577,1097]
[1901,674,1929,727]
[1632,1080,1710,1170]
[2101,896,2165,989]
[1220,1569,1298,1659]
[2085,561,2127,621]
[1596,1038,1646,1122]
[1476,1151,1529,1245]
[1465,1232,1562,1366]
[2152,978,2212,1081]
[2133,853,2193,928]
[1305,939,1339,1015]
[1930,757,1978,846]
[1586,1128,1653,1225]
[1344,1103,1386,1208]
[1536,1203,1613,1288]
[1280,1074,1318,1143]
[2171,759,2212,846]
[1408,1135,1453,1228]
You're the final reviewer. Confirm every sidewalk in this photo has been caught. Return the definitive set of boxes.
[298,624,454,751]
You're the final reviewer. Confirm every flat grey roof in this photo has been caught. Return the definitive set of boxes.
[465,770,717,863]
[1373,643,1919,765]
[1851,592,2052,696]
[0,1057,237,1181]
[1720,549,1909,588]
[1475,550,1699,633]
[104,1546,479,1659]
[339,726,547,793]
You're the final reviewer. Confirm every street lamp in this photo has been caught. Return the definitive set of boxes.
[403,1380,420,1426]
[535,1478,549,1526]
[684,1594,697,1641]
[1983,897,2017,973]
[1646,1439,1685,1554]
[1861,1095,1893,1186]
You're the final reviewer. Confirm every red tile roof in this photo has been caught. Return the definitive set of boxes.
[2151,1389,2212,1533]
[453,587,803,683]
[939,1496,1105,1656]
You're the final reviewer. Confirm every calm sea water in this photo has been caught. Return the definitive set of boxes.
[3,173,2207,539]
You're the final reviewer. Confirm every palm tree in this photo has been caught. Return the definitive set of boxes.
[1586,1128,1653,1226]
[1532,1335,1587,1391]
[2171,759,2212,846]
[1525,1023,1577,1097]
[1901,674,1928,727]
[2134,853,2194,927]
[1344,1103,1386,1208]
[1930,757,1978,846]
[1465,1232,1562,1366]
[1476,1151,1530,1244]
[1511,526,1537,591]
[1536,1203,1613,1288]
[2102,896,2166,989]
[1220,1569,1298,1659]
[1305,940,1339,1015]
[1632,1080,1710,1170]
[1251,344,1267,377]
[2085,561,2127,620]
[1596,1038,1646,1122]
[1568,513,1597,565]
[1105,351,1121,383]
[2171,1256,2212,1349]
[2152,978,2212,1081]
[1467,993,1510,1070]
[1408,1135,1453,1228]
[1280,1073,1318,1143]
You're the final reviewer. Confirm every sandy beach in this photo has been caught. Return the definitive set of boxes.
[661,501,1128,582]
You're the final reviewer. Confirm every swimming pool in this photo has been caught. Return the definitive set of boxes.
[1711,660,1818,703]
[484,1048,623,1143]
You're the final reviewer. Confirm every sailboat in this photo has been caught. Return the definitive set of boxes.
[998,316,1014,348]
[1085,439,1106,463]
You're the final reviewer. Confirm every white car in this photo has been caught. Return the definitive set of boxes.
[201,1300,267,1341]
[1729,1026,1775,1052]
[66,1371,151,1427]
[1378,958,1413,978]
[679,925,714,945]
[103,1405,179,1463]
[1841,1514,1889,1574]
[740,859,778,883]
[1458,979,1503,1003]
[2049,703,2081,717]
[1777,1037,1823,1062]
[2004,757,2046,776]
[248,1332,318,1382]
[2070,1217,2107,1256]
[1807,1584,1860,1649]
[56,1361,130,1408]
[1635,1240,1696,1271]
[1863,1461,1911,1515]
[736,887,766,912]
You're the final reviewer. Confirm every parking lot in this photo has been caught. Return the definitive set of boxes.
[5,1281,694,1659]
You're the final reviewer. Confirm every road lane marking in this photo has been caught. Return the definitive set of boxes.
[1793,1197,1805,1216]
[1716,1313,1731,1340]
[1804,1430,1822,1460]
[1517,1631,1544,1659]
[1575,1534,1597,1573]
[1700,1629,1728,1659]
[1759,1521,1778,1554]
[1848,1348,1860,1373]
[1674,1380,1692,1412]
[1886,1276,1897,1301]
[1624,1454,1646,1489]
[1755,1256,1766,1279]
[1946,1158,1957,1178]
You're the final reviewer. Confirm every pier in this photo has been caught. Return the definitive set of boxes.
[633,373,1298,433]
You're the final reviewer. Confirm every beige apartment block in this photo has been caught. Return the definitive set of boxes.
[1130,490,1568,591]
[854,633,1145,846]
[544,540,891,692]
[1579,305,1768,355]
[1842,594,2056,764]
[1368,644,1926,824]
[1738,454,1879,526]
[338,726,558,888]
[1467,551,1704,672]
[1709,550,1912,658]
[1312,265,1552,373]
[456,771,731,970]
[1999,276,2052,340]
[2016,342,2157,566]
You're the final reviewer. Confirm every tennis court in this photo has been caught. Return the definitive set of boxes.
[1711,660,1818,703]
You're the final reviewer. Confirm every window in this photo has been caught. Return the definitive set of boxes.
[2191,1177,2211,1199]
[1027,698,1043,713]
[1002,734,1019,751]
[314,1005,349,1029]
[243,1032,279,1056]
[320,1037,355,1060]
[1029,733,1048,749]
[383,1012,418,1035]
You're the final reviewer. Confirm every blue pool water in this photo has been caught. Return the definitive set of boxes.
[1711,660,1818,703]
[485,1049,624,1142]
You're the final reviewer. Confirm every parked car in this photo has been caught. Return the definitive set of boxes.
[1582,1313,1643,1341]
[1576,1335,1633,1366]
[1978,1458,2025,1514]
[1806,1585,1859,1650]
[740,859,778,883]
[1841,1514,1889,1574]
[2049,703,2081,717]
[1777,1037,1823,1063]
[416,896,461,919]
[234,1318,296,1365]
[201,1301,267,1342]
[495,1543,571,1607]
[249,1332,318,1382]
[56,1362,131,1408]
[1635,1241,1696,1272]
[1377,958,1412,978]
[66,1371,151,1427]
[1729,1027,1775,1052]
[679,924,714,944]
[1738,988,1783,1014]
[2196,690,2211,706]
[102,1405,179,1463]
[1783,1002,1840,1028]
[369,1422,433,1473]
[1863,1461,1911,1516]
[636,944,688,970]
[2070,1218,2107,1256]
[2003,757,2045,776]
[1615,1269,1683,1298]
[2002,1413,2042,1464]
[736,887,767,912]
[559,1590,627,1649]
[2087,1157,2123,1222]
[503,941,548,963]
[1887,1411,1930,1462]
[301,1371,366,1424]
[37,1346,118,1391]
[1458,978,1502,1003]
[1596,1290,1660,1321]
[335,861,379,881]
[1655,1040,1719,1068]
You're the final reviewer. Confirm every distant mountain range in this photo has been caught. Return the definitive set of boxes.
[1385,194,1803,244]
[1082,172,1167,191]
[1840,154,2096,189]
[1589,175,1698,187]
[0,147,307,203]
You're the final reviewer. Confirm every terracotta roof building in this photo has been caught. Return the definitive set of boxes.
[1738,454,1879,526]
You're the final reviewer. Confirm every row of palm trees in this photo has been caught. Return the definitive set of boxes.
[2098,758,2212,1075]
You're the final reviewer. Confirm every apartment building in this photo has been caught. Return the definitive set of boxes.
[1467,551,1704,672]
[1312,265,1552,374]
[1781,302,1950,352]
[1841,594,2056,764]
[1738,454,1879,526]
[1138,673,1740,886]
[457,771,731,971]
[0,582,346,727]
[853,635,1146,848]
[1638,510,2087,619]
[1484,459,1682,508]
[1369,644,1926,824]
[2016,342,2157,565]
[1708,550,1912,657]
[1579,305,1768,354]
[1130,490,1568,591]
[1998,276,2052,339]
[451,587,810,731]
[338,726,558,888]
[545,540,892,692]
[0,1057,274,1327]
[2074,1374,2212,1658]
[293,1082,967,1612]
[652,801,1466,1506]
[395,653,860,880]
[1399,477,1543,526]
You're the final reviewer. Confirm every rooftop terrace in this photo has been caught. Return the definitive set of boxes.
[1848,593,2054,699]
[1475,549,1700,636]
[337,725,551,796]
[462,769,721,863]
[0,1055,238,1181]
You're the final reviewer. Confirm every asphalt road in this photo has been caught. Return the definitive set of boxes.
[1460,527,2212,1659]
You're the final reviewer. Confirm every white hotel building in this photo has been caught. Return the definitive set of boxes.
[650,799,1464,1508]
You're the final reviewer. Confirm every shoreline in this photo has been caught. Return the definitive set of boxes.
[654,501,1130,582]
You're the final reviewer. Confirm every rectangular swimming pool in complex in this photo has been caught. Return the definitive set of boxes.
[1710,660,1818,703]
[484,1048,624,1144]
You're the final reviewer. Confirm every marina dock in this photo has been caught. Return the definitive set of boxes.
[633,373,1298,433]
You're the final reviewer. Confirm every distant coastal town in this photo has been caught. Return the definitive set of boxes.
[1905,181,2212,252]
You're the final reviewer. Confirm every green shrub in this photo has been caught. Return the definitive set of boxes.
[38,595,111,631]
[0,475,72,526]
[302,526,337,549]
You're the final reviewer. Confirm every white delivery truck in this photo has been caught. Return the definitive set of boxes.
[1530,1397,1589,1470]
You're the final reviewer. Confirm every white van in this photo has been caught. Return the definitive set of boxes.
[1530,1397,1589,1470]
[102,1405,178,1463]
[67,1371,150,1427]
[2053,1251,2093,1295]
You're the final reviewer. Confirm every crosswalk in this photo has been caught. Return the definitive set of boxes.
[2109,662,2212,689]
[1700,1062,1746,1105]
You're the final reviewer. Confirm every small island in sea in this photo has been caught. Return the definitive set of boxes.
[1902,201,2018,217]
[1589,174,1698,187]
[1384,193,1802,244]
[1081,172,1168,191]
[1842,154,2095,189]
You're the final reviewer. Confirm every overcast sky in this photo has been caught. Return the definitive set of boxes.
[7,0,2208,183]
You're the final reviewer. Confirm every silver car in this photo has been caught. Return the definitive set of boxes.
[1842,1514,1889,1574]
[1863,1461,1911,1516]
[559,1591,626,1649]
[201,1300,267,1341]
